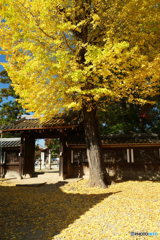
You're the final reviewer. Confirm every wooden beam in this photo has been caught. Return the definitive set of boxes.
[69,143,160,148]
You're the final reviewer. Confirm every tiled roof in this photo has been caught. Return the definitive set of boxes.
[0,138,21,148]
[0,116,80,132]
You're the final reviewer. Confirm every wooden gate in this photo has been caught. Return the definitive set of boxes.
[0,147,21,178]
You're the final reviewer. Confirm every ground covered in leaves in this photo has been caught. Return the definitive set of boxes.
[0,179,159,240]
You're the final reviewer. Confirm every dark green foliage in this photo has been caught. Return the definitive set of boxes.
[98,100,160,135]
[0,70,26,126]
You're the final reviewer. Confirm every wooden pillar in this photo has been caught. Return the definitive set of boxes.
[0,142,3,178]
[59,136,70,179]
[19,135,25,177]
[59,139,65,179]
[21,134,35,177]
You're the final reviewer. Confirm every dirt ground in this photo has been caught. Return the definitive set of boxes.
[4,171,77,185]
[0,168,80,186]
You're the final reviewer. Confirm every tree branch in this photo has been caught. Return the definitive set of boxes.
[62,33,75,53]
[38,27,55,41]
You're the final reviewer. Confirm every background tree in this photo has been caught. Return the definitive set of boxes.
[45,138,60,159]
[34,144,42,162]
[1,0,160,187]
[99,101,160,135]
[0,70,26,128]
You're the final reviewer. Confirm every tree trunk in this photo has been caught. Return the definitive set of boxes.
[83,107,111,188]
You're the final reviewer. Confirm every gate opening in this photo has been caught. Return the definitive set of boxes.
[34,138,60,173]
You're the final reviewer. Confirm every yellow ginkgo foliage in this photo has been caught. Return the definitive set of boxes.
[0,0,160,187]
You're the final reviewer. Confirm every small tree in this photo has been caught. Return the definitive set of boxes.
[1,0,160,187]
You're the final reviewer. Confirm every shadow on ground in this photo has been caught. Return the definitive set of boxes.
[0,181,120,240]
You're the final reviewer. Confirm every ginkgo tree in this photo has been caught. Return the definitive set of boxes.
[0,0,160,187]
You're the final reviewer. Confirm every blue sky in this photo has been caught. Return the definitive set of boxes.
[0,53,6,71]
[0,53,8,88]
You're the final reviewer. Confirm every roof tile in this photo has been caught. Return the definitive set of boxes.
[1,116,79,132]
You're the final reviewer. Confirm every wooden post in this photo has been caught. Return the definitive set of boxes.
[22,134,35,177]
[59,141,64,179]
[0,140,3,178]
[19,135,25,178]
[59,136,69,179]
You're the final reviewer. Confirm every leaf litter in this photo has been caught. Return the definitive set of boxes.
[0,179,159,240]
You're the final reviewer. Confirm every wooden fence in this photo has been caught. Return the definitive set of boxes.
[66,143,160,181]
